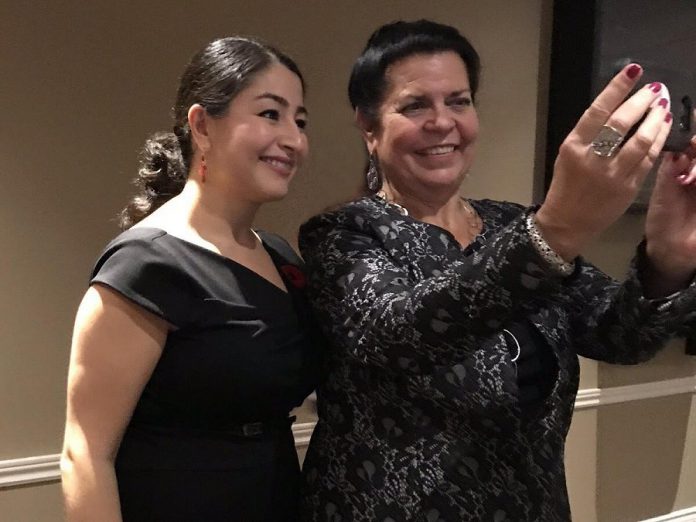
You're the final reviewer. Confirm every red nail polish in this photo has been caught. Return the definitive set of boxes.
[649,82,662,93]
[626,64,642,79]
[658,98,669,108]
[665,112,673,123]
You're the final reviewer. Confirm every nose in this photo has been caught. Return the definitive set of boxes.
[279,120,306,154]
[424,105,455,133]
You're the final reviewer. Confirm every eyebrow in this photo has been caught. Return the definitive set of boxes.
[255,92,308,116]
[402,89,472,100]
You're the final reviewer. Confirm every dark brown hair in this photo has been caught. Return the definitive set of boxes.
[119,37,304,229]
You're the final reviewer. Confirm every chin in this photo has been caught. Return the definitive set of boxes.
[419,169,466,187]
[257,183,291,203]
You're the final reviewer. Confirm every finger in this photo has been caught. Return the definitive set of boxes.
[573,63,644,142]
[617,98,671,172]
[652,152,685,199]
[659,152,693,186]
[679,160,696,186]
[686,133,696,160]
[606,83,666,138]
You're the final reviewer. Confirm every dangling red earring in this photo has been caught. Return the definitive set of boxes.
[199,155,207,183]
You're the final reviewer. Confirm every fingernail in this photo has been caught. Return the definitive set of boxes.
[658,98,669,109]
[649,82,662,93]
[626,64,642,79]
[665,112,673,123]
[661,84,671,105]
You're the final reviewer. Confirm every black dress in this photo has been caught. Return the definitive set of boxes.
[90,227,322,522]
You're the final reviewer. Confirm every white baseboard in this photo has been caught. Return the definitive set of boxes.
[1,377,694,489]
[293,421,315,448]
[0,422,318,489]
[574,376,696,410]
[642,506,696,521]
[0,454,60,488]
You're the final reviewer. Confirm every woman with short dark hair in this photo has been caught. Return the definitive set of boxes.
[299,20,696,520]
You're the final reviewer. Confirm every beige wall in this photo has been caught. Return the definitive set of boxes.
[2,1,695,521]
[584,216,696,521]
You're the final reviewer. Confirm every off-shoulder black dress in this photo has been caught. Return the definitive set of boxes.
[90,227,321,522]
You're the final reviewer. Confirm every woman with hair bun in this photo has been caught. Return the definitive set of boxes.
[61,36,321,521]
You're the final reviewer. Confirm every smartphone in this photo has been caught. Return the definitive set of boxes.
[663,95,694,151]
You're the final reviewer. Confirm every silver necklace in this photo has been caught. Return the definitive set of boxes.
[375,190,409,216]
[376,191,482,242]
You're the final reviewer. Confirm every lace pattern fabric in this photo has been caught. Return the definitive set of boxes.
[298,195,696,521]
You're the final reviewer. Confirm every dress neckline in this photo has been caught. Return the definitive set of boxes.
[369,194,489,252]
[129,226,290,296]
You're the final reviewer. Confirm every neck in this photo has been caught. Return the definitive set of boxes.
[173,180,260,245]
[381,182,468,231]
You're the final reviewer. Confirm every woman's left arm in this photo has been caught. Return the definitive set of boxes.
[566,245,696,364]
[643,136,696,297]
[566,143,696,364]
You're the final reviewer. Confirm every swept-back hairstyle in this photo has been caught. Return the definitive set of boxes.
[348,19,481,127]
[119,37,304,229]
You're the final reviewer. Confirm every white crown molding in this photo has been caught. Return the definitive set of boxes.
[641,506,696,521]
[1,377,694,489]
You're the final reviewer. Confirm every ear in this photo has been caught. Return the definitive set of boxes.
[355,108,379,155]
[188,104,212,153]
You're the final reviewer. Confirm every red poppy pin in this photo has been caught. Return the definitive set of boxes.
[280,264,307,289]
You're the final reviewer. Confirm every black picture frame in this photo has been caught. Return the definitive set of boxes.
[546,0,696,211]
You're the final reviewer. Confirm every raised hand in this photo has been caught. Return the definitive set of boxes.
[536,63,671,261]
[644,135,696,294]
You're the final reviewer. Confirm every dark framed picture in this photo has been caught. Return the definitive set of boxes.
[545,0,696,212]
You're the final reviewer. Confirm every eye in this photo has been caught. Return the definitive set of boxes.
[259,109,280,121]
[399,101,426,114]
[296,118,308,130]
[448,96,473,110]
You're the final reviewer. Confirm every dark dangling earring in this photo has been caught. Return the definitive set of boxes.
[366,152,381,192]
[199,155,207,183]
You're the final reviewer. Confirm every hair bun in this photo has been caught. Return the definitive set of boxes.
[118,132,186,229]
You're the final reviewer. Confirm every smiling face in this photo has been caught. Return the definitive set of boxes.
[363,51,479,199]
[204,61,308,202]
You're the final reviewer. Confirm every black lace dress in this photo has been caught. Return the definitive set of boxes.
[297,195,696,521]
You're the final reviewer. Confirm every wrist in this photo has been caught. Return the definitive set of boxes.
[533,207,585,262]
[526,213,575,276]
[644,242,695,293]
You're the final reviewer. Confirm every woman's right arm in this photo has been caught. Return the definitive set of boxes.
[61,284,168,522]
[299,208,567,371]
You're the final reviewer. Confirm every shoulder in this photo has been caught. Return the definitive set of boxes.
[471,198,526,215]
[92,228,170,276]
[100,227,168,248]
[470,198,528,227]
[300,197,394,238]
